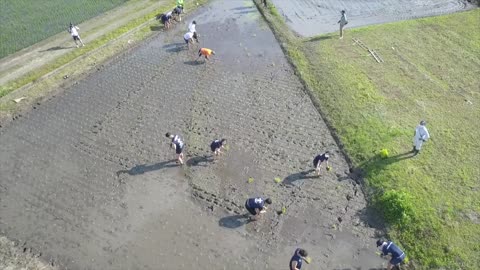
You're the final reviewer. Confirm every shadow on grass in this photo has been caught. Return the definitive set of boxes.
[349,151,414,233]
[39,46,72,52]
[359,151,414,179]
[283,170,318,186]
[116,159,178,176]
[307,35,335,42]
[150,25,164,31]
[219,214,251,228]
[186,155,214,167]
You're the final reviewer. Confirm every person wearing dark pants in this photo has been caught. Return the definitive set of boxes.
[166,132,185,164]
[210,139,226,156]
[290,248,308,270]
[313,151,330,175]
[377,239,406,270]
[338,10,348,39]
[245,197,272,221]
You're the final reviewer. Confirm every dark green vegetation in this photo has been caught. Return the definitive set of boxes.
[255,1,480,268]
[0,0,128,59]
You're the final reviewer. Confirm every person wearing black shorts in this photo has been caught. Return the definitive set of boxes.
[245,197,272,220]
[161,12,172,29]
[166,132,185,164]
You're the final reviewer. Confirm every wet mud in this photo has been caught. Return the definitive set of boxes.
[0,0,385,269]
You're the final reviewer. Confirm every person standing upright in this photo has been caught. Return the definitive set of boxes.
[337,10,348,39]
[412,120,430,155]
[68,23,84,48]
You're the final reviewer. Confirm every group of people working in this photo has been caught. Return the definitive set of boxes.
[165,132,406,269]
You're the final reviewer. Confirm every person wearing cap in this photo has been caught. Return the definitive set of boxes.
[210,138,226,156]
[245,197,272,221]
[290,248,308,270]
[165,132,185,164]
[376,239,406,270]
[337,10,348,39]
[313,151,330,175]
[412,120,430,155]
[197,48,216,63]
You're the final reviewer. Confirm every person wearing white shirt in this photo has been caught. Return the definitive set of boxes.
[412,120,430,155]
[166,133,185,164]
[68,23,84,48]
[337,10,348,39]
[184,31,195,50]
[188,21,196,33]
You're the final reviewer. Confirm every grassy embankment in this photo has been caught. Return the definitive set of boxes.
[254,1,480,268]
[0,0,209,111]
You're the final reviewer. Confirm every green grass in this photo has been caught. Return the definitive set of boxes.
[0,0,129,59]
[0,0,209,102]
[255,1,480,268]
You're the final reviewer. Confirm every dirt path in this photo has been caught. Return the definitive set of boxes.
[0,0,385,269]
[269,0,475,36]
[0,0,167,87]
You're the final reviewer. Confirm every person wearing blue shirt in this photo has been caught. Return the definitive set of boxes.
[210,139,226,156]
[245,197,272,221]
[376,239,406,270]
[313,151,330,175]
[166,132,185,164]
[290,248,308,270]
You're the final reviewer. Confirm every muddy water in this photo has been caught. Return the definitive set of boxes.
[0,0,386,269]
[269,0,474,36]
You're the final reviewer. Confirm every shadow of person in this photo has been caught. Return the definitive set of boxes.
[150,25,163,31]
[358,151,414,181]
[186,155,214,167]
[307,34,335,42]
[39,46,72,52]
[116,159,178,176]
[162,42,185,48]
[165,45,185,53]
[184,60,204,66]
[219,214,251,229]
[283,170,317,186]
